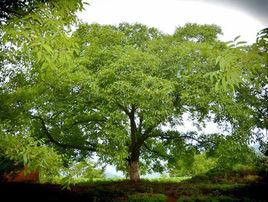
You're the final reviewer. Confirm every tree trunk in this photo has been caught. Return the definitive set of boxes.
[128,160,140,182]
[126,105,141,182]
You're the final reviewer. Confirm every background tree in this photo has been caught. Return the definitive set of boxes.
[241,28,268,154]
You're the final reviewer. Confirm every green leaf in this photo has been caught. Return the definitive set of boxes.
[23,153,28,165]
[236,41,247,45]
[234,35,241,42]
[42,44,53,53]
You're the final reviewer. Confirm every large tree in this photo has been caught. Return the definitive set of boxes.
[1,12,263,181]
[29,23,260,181]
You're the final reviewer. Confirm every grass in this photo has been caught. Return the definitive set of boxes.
[146,176,191,183]
[128,193,167,202]
[52,176,191,187]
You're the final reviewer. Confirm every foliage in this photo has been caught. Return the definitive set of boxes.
[0,130,63,179]
[170,153,216,177]
[0,0,92,169]
[70,22,260,179]
[128,193,167,202]
[0,0,84,24]
[0,0,85,180]
[211,36,262,89]
[251,28,268,154]
[255,155,268,174]
[1,5,265,181]
[204,134,257,169]
[0,0,97,161]
[256,28,268,55]
[67,160,104,179]
[57,159,104,187]
[0,128,102,186]
[0,0,50,22]
[0,155,23,179]
[174,23,222,42]
[170,132,258,176]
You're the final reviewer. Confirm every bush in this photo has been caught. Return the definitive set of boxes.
[128,193,167,202]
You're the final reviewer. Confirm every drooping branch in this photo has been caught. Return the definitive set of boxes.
[31,115,97,152]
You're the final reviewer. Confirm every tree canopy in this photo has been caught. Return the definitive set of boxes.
[0,0,266,181]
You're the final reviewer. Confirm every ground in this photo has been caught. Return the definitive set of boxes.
[0,169,267,201]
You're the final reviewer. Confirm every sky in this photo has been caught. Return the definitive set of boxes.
[78,0,267,44]
[202,0,268,25]
[77,0,267,177]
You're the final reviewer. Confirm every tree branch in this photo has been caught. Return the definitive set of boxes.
[117,103,130,116]
[62,115,106,131]
[31,115,97,152]
[139,121,162,144]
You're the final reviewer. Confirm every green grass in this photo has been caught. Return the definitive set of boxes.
[50,176,191,186]
[128,193,167,202]
[145,176,191,183]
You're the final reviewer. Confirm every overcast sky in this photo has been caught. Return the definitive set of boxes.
[78,0,267,44]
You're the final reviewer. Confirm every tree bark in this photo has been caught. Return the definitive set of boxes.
[128,160,140,182]
[127,140,142,182]
[127,145,141,182]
